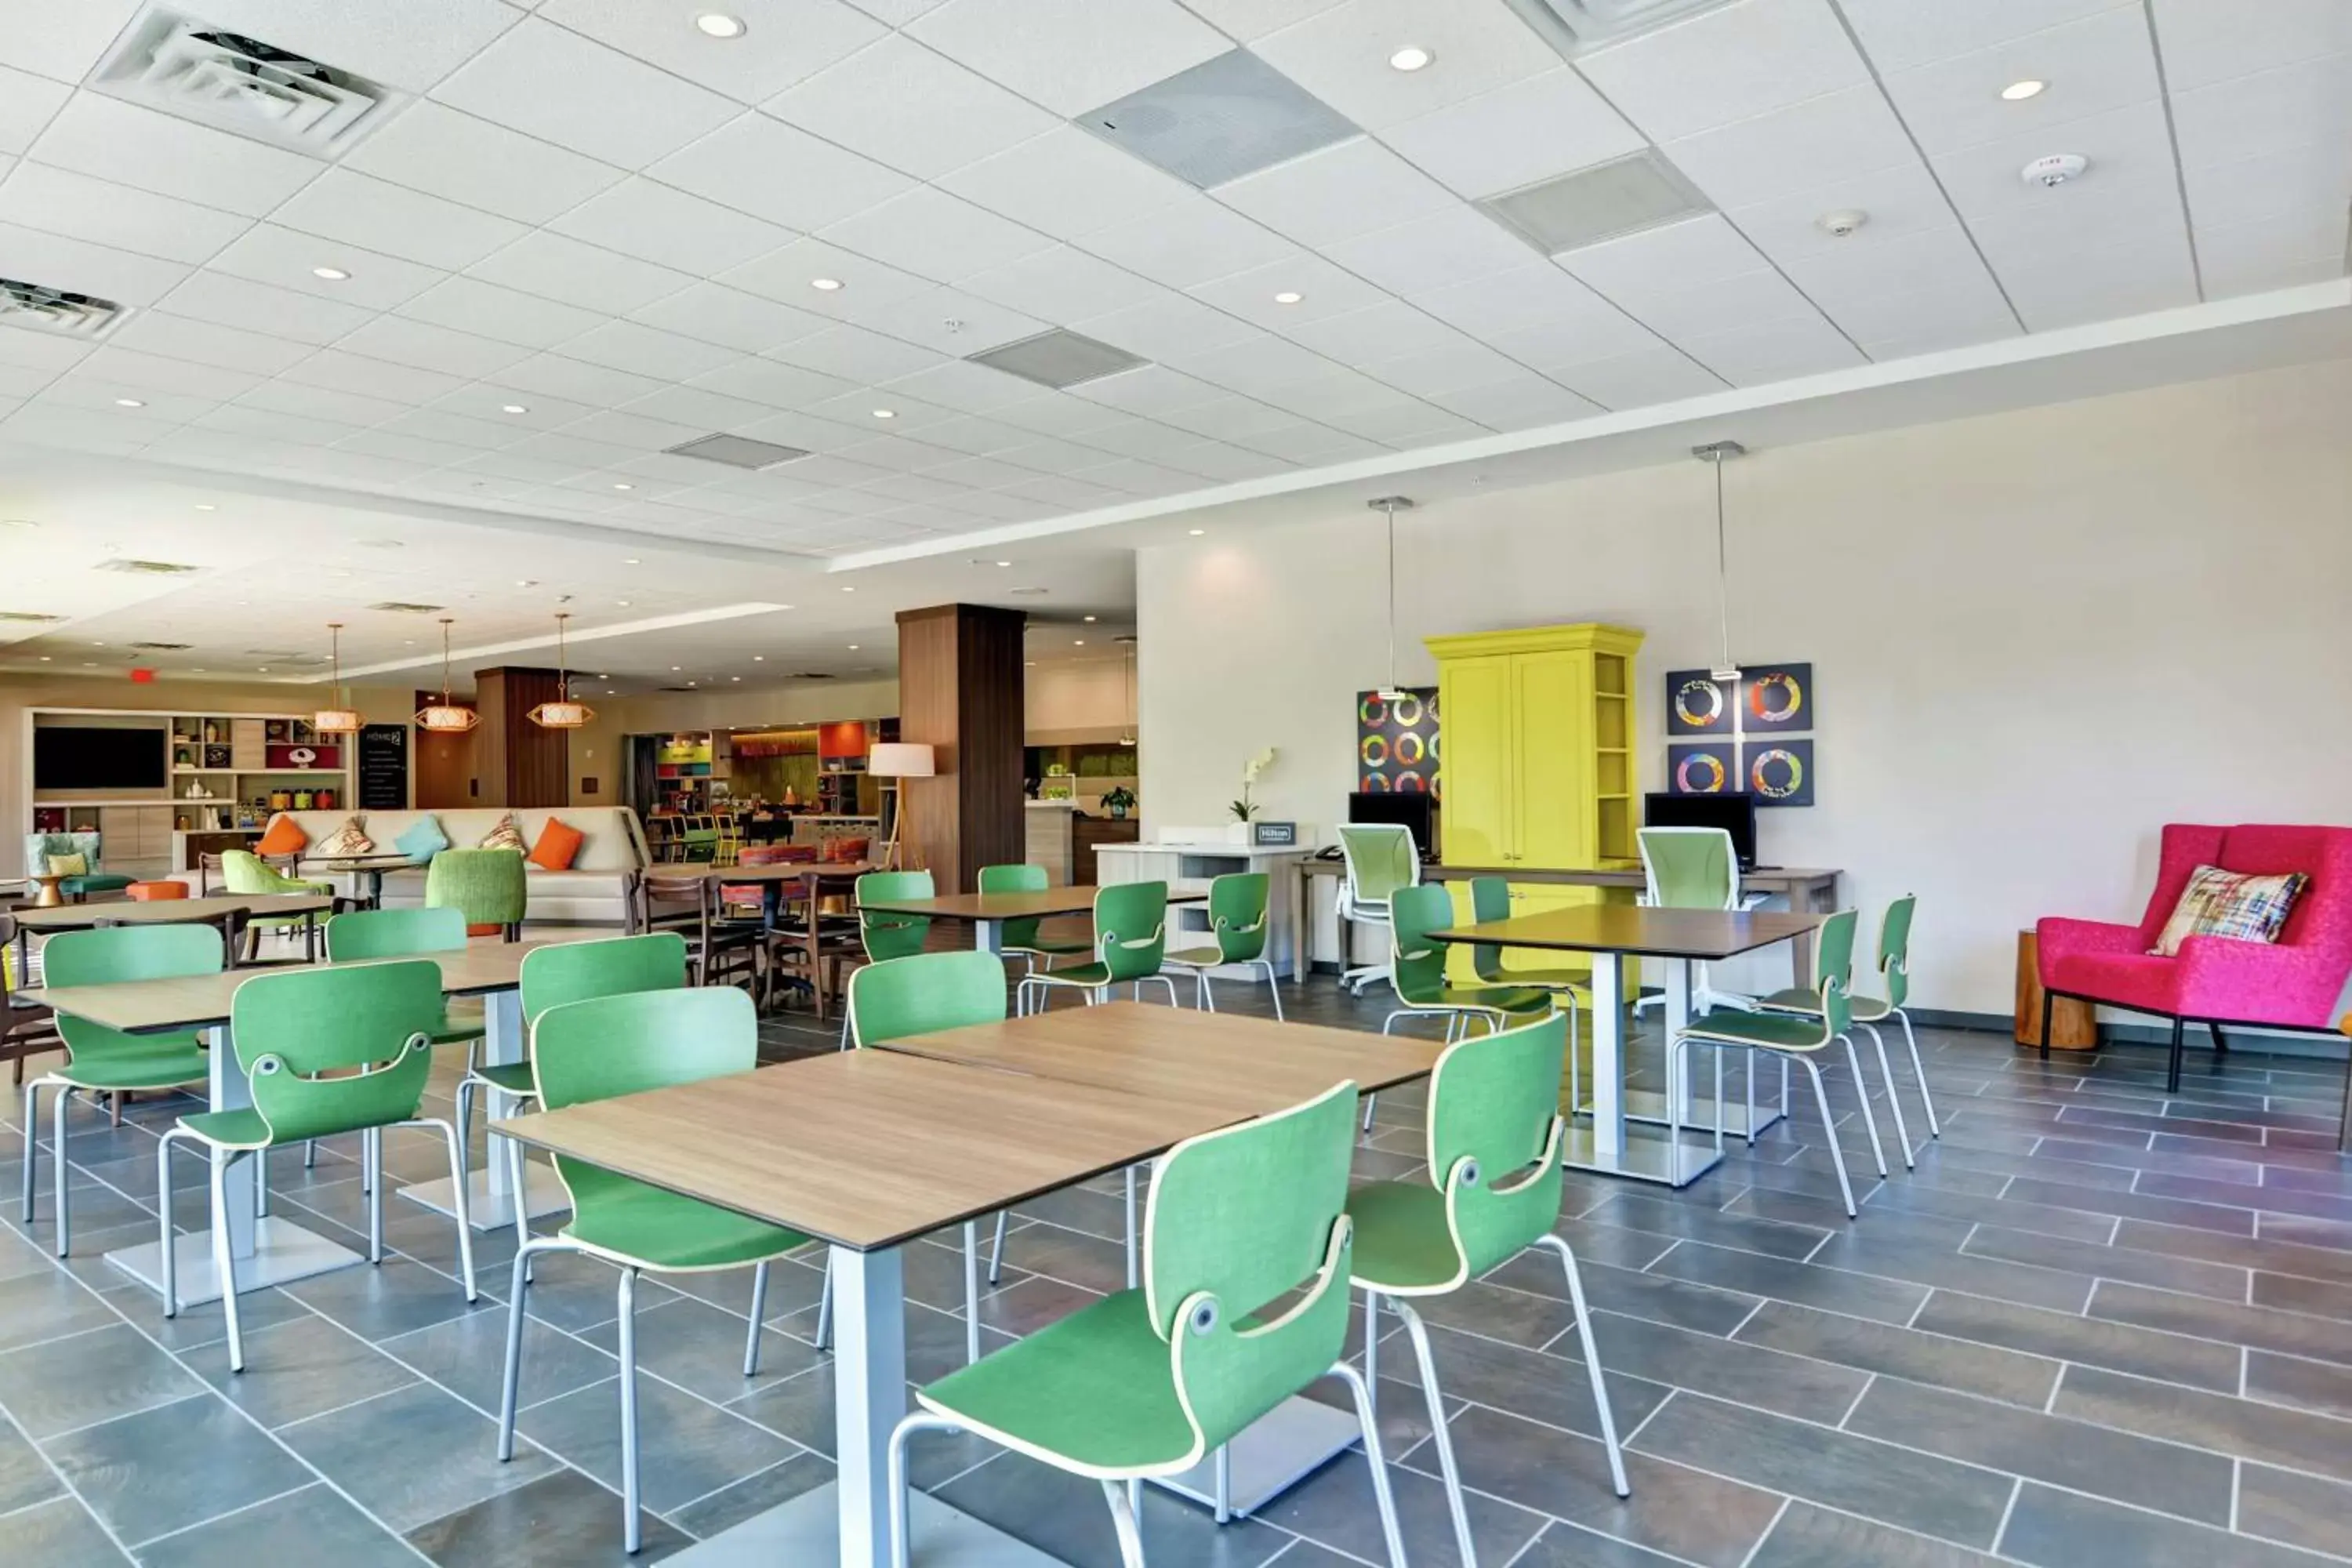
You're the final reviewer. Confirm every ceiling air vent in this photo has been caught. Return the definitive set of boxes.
[1479,150,1714,256]
[1080,49,1357,189]
[0,611,64,623]
[664,434,811,470]
[786,671,836,680]
[89,8,398,159]
[967,330,1147,390]
[368,601,446,614]
[97,557,202,576]
[0,277,122,337]
[129,641,191,650]
[1500,0,1740,54]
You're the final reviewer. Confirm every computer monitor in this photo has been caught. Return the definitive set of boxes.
[1348,790,1436,859]
[1642,791,1759,870]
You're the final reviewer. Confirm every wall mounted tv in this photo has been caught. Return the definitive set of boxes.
[34,727,165,792]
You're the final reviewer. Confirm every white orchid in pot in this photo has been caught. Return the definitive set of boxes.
[1231,747,1277,823]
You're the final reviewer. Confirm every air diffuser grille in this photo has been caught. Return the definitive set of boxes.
[368,601,446,614]
[92,8,395,158]
[967,329,1147,390]
[1080,49,1357,189]
[98,558,202,576]
[0,278,122,336]
[0,612,64,623]
[1479,151,1714,256]
[129,641,191,650]
[664,434,811,470]
[1501,0,1740,53]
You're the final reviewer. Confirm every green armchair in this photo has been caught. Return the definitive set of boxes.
[426,848,528,939]
[218,850,332,962]
[22,833,134,902]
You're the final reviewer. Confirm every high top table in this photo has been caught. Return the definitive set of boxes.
[27,938,575,1302]
[1431,904,1823,1187]
[856,884,1204,955]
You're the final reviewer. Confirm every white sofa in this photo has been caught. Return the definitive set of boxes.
[260,806,648,926]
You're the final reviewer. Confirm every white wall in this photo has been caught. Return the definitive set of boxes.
[1026,656,1134,739]
[1139,358,2352,1016]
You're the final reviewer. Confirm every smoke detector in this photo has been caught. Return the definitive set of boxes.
[1817,209,1867,238]
[2020,153,2089,189]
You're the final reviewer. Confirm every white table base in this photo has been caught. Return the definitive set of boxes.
[397,989,532,1226]
[1564,955,1725,1188]
[1146,1396,1362,1516]
[667,1486,1065,1566]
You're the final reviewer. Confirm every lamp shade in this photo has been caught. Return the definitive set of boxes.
[867,742,936,779]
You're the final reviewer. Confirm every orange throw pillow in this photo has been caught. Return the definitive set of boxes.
[256,815,308,858]
[528,817,584,872]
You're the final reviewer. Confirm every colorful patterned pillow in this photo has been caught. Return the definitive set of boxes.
[2150,865,2308,957]
[477,814,528,853]
[315,817,376,858]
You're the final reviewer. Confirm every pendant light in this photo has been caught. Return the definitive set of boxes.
[415,618,479,734]
[1367,495,1416,702]
[527,611,594,729]
[1693,441,1747,681]
[312,622,361,734]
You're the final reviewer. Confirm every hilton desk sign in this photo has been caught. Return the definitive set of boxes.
[1252,821,1299,847]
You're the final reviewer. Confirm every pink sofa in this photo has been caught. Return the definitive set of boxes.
[2038,823,2352,1093]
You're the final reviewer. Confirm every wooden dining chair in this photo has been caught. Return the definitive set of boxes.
[634,870,766,1001]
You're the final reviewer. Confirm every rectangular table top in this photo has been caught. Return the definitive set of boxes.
[874,1000,1440,1117]
[13,893,332,932]
[28,938,568,1033]
[858,886,1205,922]
[1431,905,1824,960]
[653,862,876,883]
[495,1047,1238,1250]
[1299,858,1841,891]
[315,854,419,869]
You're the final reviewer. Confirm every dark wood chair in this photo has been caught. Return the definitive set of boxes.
[0,913,60,1088]
[633,871,767,1002]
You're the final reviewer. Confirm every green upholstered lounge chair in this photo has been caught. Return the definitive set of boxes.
[220,848,331,960]
[22,832,134,902]
[425,848,527,939]
[1160,871,1283,1018]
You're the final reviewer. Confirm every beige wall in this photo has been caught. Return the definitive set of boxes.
[1138,358,2352,1016]
[1026,655,1135,741]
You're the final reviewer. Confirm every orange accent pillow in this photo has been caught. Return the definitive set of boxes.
[528,817,584,872]
[256,816,307,858]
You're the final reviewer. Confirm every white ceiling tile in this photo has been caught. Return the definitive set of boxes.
[1065,365,1222,416]
[171,0,524,92]
[434,383,601,430]
[397,275,612,350]
[341,102,626,228]
[1839,0,2132,72]
[0,163,248,265]
[1079,198,1298,289]
[766,33,1058,180]
[0,326,92,372]
[649,111,915,233]
[941,126,1189,241]
[1064,416,1217,465]
[1857,314,2024,361]
[332,317,536,379]
[631,281,835,353]
[831,285,1043,354]
[721,238,931,318]
[2169,53,2352,170]
[1722,159,1957,263]
[0,222,189,305]
[467,230,697,314]
[103,312,314,376]
[1076,294,1261,362]
[1236,422,1388,463]
[0,403,159,456]
[1281,300,1468,363]
[1359,338,1523,397]
[538,0,885,103]
[0,0,138,82]
[920,453,1044,488]
[334,429,485,469]
[1322,205,1534,295]
[624,383,804,434]
[1254,0,1554,131]
[2197,250,2344,300]
[0,359,51,397]
[430,17,740,169]
[688,356,859,410]
[1623,267,1819,338]
[209,223,445,309]
[557,408,710,452]
[1185,254,1391,329]
[549,177,798,276]
[1575,0,1869,143]
[2000,226,2198,328]
[1955,176,2184,287]
[773,321,947,382]
[234,379,413,428]
[1171,333,1343,394]
[1477,308,1664,369]
[1410,261,1611,336]
[1775,223,2009,314]
[912,415,1037,454]
[2181,140,2352,233]
[2194,209,2351,295]
[280,348,466,407]
[1677,310,1863,385]
[960,245,1167,321]
[0,65,68,155]
[557,321,746,384]
[1558,213,1768,298]
[905,0,1228,117]
[1172,0,1345,42]
[375,408,531,451]
[270,169,531,271]
[1069,456,1203,495]
[64,344,260,399]
[1378,67,1646,201]
[1928,99,2176,224]
[2151,0,2352,92]
[1428,375,1602,430]
[24,94,319,218]
[498,353,670,407]
[992,393,1134,437]
[1880,5,2161,157]
[1215,138,1454,249]
[194,403,367,447]
[806,391,960,436]
[155,272,375,347]
[1665,85,1918,210]
[820,187,1054,284]
[1160,440,1292,481]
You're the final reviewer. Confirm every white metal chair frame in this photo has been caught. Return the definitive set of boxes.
[1338,824,1419,996]
[1632,826,1766,1018]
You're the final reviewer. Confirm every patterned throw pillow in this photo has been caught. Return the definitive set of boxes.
[315,817,376,858]
[45,851,88,878]
[477,814,528,853]
[2150,865,2309,957]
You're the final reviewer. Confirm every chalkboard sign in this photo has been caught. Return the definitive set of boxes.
[358,724,408,810]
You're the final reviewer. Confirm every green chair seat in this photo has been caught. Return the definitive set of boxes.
[1677,1008,1837,1052]
[1160,946,1228,969]
[1489,968,1590,993]
[473,1061,538,1096]
[1344,1181,1464,1295]
[62,873,135,897]
[1756,985,1889,1022]
[1029,960,1114,988]
[1429,984,1553,1016]
[430,999,487,1045]
[563,1185,809,1272]
[918,1290,1194,1476]
[1007,935,1091,957]
[50,1038,207,1092]
[176,1107,273,1151]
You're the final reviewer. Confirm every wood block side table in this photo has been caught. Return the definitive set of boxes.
[2016,930,2096,1051]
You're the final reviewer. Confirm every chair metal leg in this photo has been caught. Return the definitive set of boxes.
[745,1261,768,1377]
[1839,1034,1889,1178]
[887,1411,963,1568]
[1149,975,1181,1007]
[1362,1287,1379,1420]
[256,1145,270,1219]
[618,1266,643,1555]
[304,1138,317,1169]
[961,1219,982,1367]
[49,1081,71,1257]
[1258,960,1284,1022]
[1101,1477,1146,1568]
[1214,1442,1233,1524]
[158,1129,180,1316]
[498,1236,564,1461]
[418,1117,477,1301]
[1533,1232,1631,1497]
[1326,1359,1408,1568]
[1362,1091,1378,1134]
[20,1076,41,1225]
[1195,968,1214,1011]
[1860,1022,1913,1169]
[1393,1300,1479,1568]
[1799,1056,1857,1217]
[212,1150,245,1372]
[1123,1163,1139,1289]
[505,1127,532,1267]
[2167,1015,2186,1095]
[452,1076,472,1192]
[815,1257,833,1352]
[2038,987,2053,1062]
[1893,1009,1940,1138]
[988,1209,1008,1285]
[365,1127,385,1265]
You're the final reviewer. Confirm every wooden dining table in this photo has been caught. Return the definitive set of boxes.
[497,1001,1441,1567]
[856,884,1205,954]
[664,861,875,1016]
[11,891,334,975]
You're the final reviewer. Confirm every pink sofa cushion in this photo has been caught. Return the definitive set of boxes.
[2048,952,2182,1014]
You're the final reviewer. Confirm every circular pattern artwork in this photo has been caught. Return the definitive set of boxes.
[1672,677,1725,731]
[1675,750,1729,793]
[1749,746,1807,801]
[1357,687,1440,797]
[1746,670,1805,726]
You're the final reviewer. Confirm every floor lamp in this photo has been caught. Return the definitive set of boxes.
[869,743,935,870]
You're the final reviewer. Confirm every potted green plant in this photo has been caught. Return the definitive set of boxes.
[1101,786,1137,819]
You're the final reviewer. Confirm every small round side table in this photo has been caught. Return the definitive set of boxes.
[26,873,66,909]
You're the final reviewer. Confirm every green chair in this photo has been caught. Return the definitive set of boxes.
[887,1080,1404,1568]
[1348,1011,1628,1565]
[22,831,134,902]
[1372,884,1554,1134]
[426,848,527,940]
[1016,880,1174,1015]
[1466,874,1590,1098]
[1338,822,1420,995]
[498,987,811,1555]
[220,848,332,961]
[157,960,477,1370]
[1160,871,1283,1019]
[841,870,935,1046]
[1758,895,1940,1158]
[978,863,1090,978]
[1673,909,1882,1216]
[22,926,217,1258]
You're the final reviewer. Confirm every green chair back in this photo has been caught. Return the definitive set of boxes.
[1426,1011,1570,1279]
[1388,883,1457,1005]
[1878,895,1916,1009]
[1094,880,1169,982]
[1813,908,1860,1036]
[856,870,935,962]
[230,961,445,1144]
[46,925,224,1062]
[1143,1079,1358,1454]
[325,905,466,961]
[1204,873,1271,964]
[848,949,1007,1048]
[520,933,689,1023]
[1338,825,1417,904]
[426,848,528,928]
[220,848,303,896]
[530,988,758,1218]
[1639,827,1737,910]
[978,863,1049,949]
[1468,875,1512,982]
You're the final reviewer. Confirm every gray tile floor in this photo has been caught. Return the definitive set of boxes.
[4,975,2351,1566]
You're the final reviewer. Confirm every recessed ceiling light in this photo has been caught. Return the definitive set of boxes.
[780,603,794,610]
[616,599,632,607]
[597,673,609,679]
[1073,639,1086,646]
[847,644,859,650]
[730,675,741,681]
[612,481,634,491]
[811,277,844,292]
[82,662,94,667]
[686,681,696,687]
[840,586,855,593]
[1188,528,1206,536]
[753,655,764,661]
[2002,78,2047,101]
[1083,615,1098,622]
[92,641,106,647]
[1025,660,1036,666]
[257,666,270,673]
[37,656,49,662]
[1272,291,1304,305]
[501,404,528,415]
[312,266,350,281]
[194,503,216,512]
[624,557,641,564]
[695,12,746,37]
[515,579,536,587]
[872,408,896,419]
[114,397,144,408]
[1389,45,1433,71]
[671,666,682,672]
[994,559,1012,568]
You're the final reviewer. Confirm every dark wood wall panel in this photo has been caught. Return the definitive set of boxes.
[473,667,571,809]
[895,604,1026,895]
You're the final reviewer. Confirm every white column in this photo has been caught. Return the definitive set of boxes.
[974,918,1002,954]
[481,988,524,1204]
[830,1244,909,1568]
[1588,955,1624,1161]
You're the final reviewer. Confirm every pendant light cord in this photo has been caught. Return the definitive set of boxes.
[1385,501,1399,695]
[1715,455,1733,674]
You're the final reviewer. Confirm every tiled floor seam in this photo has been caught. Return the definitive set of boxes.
[0,1399,140,1561]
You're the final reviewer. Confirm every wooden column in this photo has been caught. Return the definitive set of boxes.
[473,667,570,809]
[895,604,1026,895]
